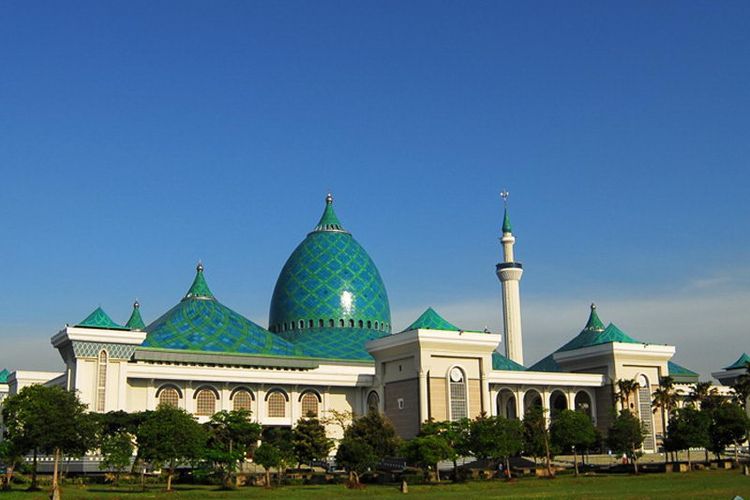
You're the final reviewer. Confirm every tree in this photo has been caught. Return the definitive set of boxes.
[342,411,400,460]
[687,381,715,409]
[98,431,134,484]
[663,407,710,469]
[335,437,378,486]
[607,410,645,474]
[468,415,524,478]
[260,427,295,484]
[549,410,596,476]
[292,416,333,469]
[204,410,262,488]
[254,443,282,488]
[522,406,555,477]
[135,404,207,491]
[1,385,96,498]
[419,419,470,480]
[615,379,640,412]
[0,439,25,491]
[708,403,750,464]
[730,362,750,411]
[401,434,452,481]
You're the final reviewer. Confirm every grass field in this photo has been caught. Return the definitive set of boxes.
[2,469,749,500]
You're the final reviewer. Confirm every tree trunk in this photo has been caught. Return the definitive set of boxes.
[167,458,175,492]
[734,442,740,465]
[544,434,553,478]
[3,465,13,491]
[573,449,579,477]
[265,468,271,488]
[453,459,458,482]
[29,448,38,491]
[435,463,440,482]
[51,448,61,500]
[687,449,691,471]
[631,447,639,475]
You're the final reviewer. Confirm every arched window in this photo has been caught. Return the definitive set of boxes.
[367,320,372,329]
[550,390,568,418]
[575,391,593,419]
[374,321,379,330]
[267,391,287,418]
[96,350,108,412]
[637,375,656,451]
[159,387,180,408]
[232,390,253,411]
[196,388,217,416]
[358,320,364,328]
[329,319,334,327]
[299,320,305,329]
[339,319,345,328]
[300,392,319,417]
[449,367,468,420]
[348,319,354,328]
[367,391,380,414]
[319,319,324,328]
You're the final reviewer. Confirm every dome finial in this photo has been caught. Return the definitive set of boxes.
[591,302,596,310]
[326,193,333,205]
[134,299,140,309]
[197,260,204,272]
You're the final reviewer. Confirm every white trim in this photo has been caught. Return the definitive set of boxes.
[51,327,147,347]
[487,370,604,387]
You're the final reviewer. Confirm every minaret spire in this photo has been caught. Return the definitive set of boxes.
[496,190,524,365]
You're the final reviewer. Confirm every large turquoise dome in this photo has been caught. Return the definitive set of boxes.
[269,195,391,352]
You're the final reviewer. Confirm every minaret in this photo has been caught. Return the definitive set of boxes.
[496,191,524,365]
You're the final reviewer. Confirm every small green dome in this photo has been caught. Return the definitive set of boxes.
[269,195,391,341]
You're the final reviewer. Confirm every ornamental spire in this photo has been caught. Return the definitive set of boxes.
[583,303,605,332]
[312,193,348,233]
[125,299,146,330]
[500,190,512,234]
[183,261,216,301]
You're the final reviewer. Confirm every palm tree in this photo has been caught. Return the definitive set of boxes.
[616,379,640,413]
[687,381,714,409]
[652,376,680,462]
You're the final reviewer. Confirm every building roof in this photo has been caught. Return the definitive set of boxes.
[668,361,699,383]
[0,369,9,384]
[268,194,391,346]
[528,304,642,372]
[492,352,525,371]
[143,265,296,357]
[288,327,385,361]
[404,307,460,332]
[76,307,130,331]
[125,301,146,330]
[724,352,750,371]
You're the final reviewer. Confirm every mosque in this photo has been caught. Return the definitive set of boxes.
[1,194,747,453]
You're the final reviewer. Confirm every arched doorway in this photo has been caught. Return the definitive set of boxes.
[550,390,568,418]
[574,391,593,419]
[496,389,517,419]
[523,389,543,414]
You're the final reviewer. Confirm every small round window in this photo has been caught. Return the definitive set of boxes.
[450,367,464,383]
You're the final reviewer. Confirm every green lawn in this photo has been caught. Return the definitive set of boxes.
[2,469,749,500]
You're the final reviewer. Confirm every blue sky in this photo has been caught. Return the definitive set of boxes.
[1,1,748,377]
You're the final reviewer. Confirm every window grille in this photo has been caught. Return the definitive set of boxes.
[268,392,286,417]
[449,368,468,420]
[233,390,253,411]
[196,389,216,416]
[96,350,107,412]
[301,392,319,417]
[159,387,180,408]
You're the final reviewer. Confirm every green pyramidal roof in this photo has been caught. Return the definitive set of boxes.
[313,193,347,233]
[492,352,525,371]
[668,361,699,383]
[404,307,460,331]
[502,207,512,234]
[77,307,130,330]
[144,265,295,356]
[724,353,750,370]
[125,301,146,330]
[183,263,215,301]
[0,369,9,384]
[528,304,641,372]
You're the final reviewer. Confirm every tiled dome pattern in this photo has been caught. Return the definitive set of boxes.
[269,196,391,345]
[269,231,391,339]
